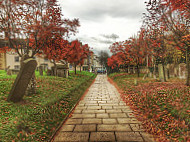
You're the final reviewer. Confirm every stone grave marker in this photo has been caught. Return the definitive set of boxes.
[47,69,52,76]
[57,64,69,78]
[167,64,174,78]
[174,64,179,77]
[179,63,187,79]
[6,66,12,75]
[8,58,37,103]
[158,64,164,81]
[39,66,43,76]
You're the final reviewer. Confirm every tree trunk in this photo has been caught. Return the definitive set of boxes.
[137,64,140,77]
[53,62,57,76]
[153,63,157,79]
[162,62,166,82]
[186,47,190,86]
[80,66,81,72]
[75,64,77,75]
[68,70,70,76]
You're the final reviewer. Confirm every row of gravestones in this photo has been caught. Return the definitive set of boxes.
[158,63,187,81]
[7,64,69,79]
[7,57,69,102]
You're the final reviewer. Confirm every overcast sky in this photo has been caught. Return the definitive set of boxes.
[58,0,147,55]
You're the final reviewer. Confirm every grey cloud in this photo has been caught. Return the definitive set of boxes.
[60,0,146,21]
[91,36,114,44]
[100,33,119,40]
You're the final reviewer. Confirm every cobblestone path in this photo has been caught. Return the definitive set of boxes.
[53,75,155,142]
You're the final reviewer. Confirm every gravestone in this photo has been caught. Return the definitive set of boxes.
[8,59,37,102]
[174,64,179,77]
[167,64,174,77]
[39,66,43,76]
[6,66,12,75]
[57,64,69,78]
[133,66,136,74]
[158,64,164,81]
[179,63,186,79]
[47,69,52,76]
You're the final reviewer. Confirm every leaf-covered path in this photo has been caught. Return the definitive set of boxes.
[53,75,155,142]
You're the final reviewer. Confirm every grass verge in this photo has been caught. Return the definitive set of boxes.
[0,70,96,142]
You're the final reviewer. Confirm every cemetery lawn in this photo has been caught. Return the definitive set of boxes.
[109,72,190,142]
[0,70,96,142]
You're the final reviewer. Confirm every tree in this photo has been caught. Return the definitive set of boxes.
[67,40,91,74]
[98,50,110,68]
[0,0,80,102]
[42,36,69,76]
[145,0,190,85]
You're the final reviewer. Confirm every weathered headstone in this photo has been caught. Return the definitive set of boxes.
[47,69,52,76]
[8,59,37,103]
[174,64,179,77]
[57,64,69,78]
[130,67,133,74]
[167,64,174,78]
[133,66,136,74]
[39,66,43,76]
[158,64,164,81]
[6,66,12,75]
[179,63,187,79]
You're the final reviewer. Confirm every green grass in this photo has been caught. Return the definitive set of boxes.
[0,70,96,142]
[109,72,190,141]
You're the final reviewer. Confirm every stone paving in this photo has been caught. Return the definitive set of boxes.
[53,75,155,142]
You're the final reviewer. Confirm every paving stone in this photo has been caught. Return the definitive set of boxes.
[90,132,115,142]
[97,124,131,131]
[115,132,143,141]
[74,124,96,132]
[106,109,122,113]
[77,104,85,106]
[102,106,113,109]
[93,99,102,101]
[60,125,75,132]
[96,113,109,118]
[82,118,102,124]
[122,109,133,113]
[87,106,101,110]
[82,109,105,114]
[110,113,127,118]
[85,104,99,106]
[53,75,154,142]
[100,103,118,106]
[113,106,130,109]
[101,99,111,101]
[88,101,98,104]
[98,101,107,103]
[117,118,141,124]
[103,118,118,124]
[54,132,89,142]
[73,109,82,114]
[72,114,95,118]
[130,124,145,132]
[65,119,82,125]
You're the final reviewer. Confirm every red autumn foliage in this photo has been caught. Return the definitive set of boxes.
[0,0,80,58]
[67,40,91,74]
[109,74,190,142]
